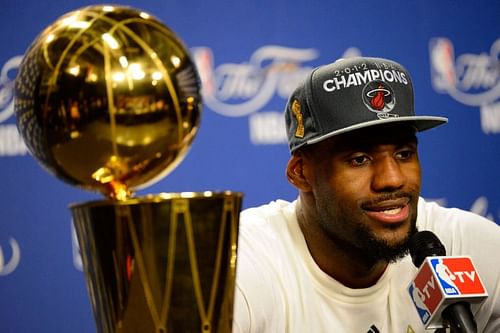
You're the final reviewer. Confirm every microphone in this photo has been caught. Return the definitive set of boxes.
[407,231,488,332]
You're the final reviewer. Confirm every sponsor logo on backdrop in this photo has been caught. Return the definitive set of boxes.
[469,196,497,222]
[193,45,319,117]
[0,237,21,276]
[0,55,28,156]
[429,37,500,134]
[429,196,497,224]
[192,45,361,145]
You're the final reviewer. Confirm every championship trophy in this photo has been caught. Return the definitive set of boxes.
[14,5,242,332]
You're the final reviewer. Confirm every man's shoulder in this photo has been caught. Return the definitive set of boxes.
[417,197,497,230]
[417,197,500,254]
[237,199,299,257]
[241,199,295,215]
[240,199,296,227]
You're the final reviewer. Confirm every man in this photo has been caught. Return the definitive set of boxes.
[232,57,500,332]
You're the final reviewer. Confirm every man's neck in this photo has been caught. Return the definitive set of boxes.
[296,201,389,289]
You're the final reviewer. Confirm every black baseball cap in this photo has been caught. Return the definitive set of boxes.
[285,57,448,152]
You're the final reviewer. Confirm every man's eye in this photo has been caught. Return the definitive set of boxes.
[350,155,370,166]
[396,150,415,160]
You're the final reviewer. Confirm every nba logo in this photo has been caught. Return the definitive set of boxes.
[409,256,488,329]
[409,282,431,325]
[430,257,486,296]
[410,261,443,318]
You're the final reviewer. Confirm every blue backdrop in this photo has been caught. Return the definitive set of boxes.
[0,1,499,332]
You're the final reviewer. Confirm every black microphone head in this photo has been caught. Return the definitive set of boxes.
[409,230,446,267]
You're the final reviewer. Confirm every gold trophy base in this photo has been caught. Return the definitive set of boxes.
[71,191,242,333]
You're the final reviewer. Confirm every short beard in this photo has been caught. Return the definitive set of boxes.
[322,218,418,268]
[359,223,418,264]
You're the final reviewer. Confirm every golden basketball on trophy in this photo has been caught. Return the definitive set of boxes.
[14,4,241,332]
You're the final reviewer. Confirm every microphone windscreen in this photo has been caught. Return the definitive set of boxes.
[409,231,446,267]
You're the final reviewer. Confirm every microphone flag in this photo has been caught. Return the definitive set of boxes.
[408,256,488,329]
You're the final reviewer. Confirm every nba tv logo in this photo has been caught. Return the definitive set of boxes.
[429,257,486,296]
[409,255,488,327]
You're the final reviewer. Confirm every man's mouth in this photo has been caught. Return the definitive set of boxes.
[381,207,404,215]
[363,198,411,224]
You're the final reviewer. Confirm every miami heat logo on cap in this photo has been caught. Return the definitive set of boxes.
[362,81,397,119]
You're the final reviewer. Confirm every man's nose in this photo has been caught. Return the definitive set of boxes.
[371,156,405,192]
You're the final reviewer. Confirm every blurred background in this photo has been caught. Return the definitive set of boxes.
[0,0,498,332]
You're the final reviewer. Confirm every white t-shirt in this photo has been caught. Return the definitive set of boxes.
[232,197,500,333]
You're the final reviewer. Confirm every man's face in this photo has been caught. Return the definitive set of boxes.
[303,124,421,264]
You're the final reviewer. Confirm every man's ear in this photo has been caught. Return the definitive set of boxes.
[286,153,312,192]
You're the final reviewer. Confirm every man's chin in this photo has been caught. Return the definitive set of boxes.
[377,226,411,244]
[365,224,417,263]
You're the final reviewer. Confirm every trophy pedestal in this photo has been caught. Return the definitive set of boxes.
[71,192,242,333]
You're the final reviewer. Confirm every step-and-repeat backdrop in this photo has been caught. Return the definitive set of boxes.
[0,0,499,331]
